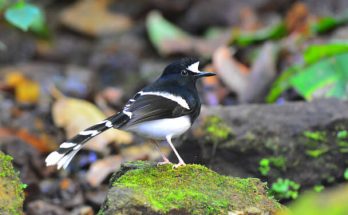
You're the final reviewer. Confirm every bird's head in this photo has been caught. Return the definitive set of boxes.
[161,58,215,83]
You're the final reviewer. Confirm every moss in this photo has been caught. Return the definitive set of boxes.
[303,131,327,142]
[110,161,280,214]
[0,151,24,215]
[303,131,330,158]
[203,116,234,144]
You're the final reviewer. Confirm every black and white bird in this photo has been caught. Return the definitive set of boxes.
[45,58,215,169]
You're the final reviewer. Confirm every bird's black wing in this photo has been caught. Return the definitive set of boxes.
[122,93,194,128]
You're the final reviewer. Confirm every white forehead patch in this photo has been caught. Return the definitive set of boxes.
[187,61,200,73]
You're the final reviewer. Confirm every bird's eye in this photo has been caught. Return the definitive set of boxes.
[181,70,188,76]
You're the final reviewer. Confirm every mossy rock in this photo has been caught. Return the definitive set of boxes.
[98,161,280,215]
[0,151,25,215]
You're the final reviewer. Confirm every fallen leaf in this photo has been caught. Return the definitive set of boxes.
[212,46,249,98]
[285,2,310,34]
[0,127,56,153]
[146,10,229,57]
[86,155,123,187]
[15,79,40,104]
[16,129,56,153]
[240,42,278,103]
[51,90,133,153]
[60,0,133,38]
[5,72,40,104]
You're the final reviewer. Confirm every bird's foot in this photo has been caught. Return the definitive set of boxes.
[157,159,172,166]
[173,161,186,169]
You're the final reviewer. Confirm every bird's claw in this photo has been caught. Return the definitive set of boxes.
[157,160,172,166]
[172,161,186,169]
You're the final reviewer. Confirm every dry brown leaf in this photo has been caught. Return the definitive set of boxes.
[86,155,123,187]
[52,93,133,153]
[240,42,278,103]
[0,128,56,153]
[285,2,310,34]
[60,0,133,38]
[213,46,249,97]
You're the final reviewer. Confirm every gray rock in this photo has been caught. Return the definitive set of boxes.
[178,99,348,187]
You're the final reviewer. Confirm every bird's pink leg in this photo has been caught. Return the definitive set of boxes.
[153,141,172,166]
[166,135,186,168]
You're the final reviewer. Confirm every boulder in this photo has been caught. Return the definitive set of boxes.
[0,151,25,215]
[178,99,348,188]
[98,161,280,215]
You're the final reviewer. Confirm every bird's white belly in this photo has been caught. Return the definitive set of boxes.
[126,115,191,139]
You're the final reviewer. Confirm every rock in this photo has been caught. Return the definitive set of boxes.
[60,0,133,38]
[0,24,36,65]
[179,99,348,188]
[26,200,68,215]
[0,151,25,215]
[98,161,280,215]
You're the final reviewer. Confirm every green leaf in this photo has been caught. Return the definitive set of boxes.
[304,43,348,64]
[311,11,348,34]
[146,11,189,54]
[313,185,324,192]
[337,130,348,139]
[233,22,287,47]
[29,8,50,38]
[266,66,301,103]
[311,17,339,34]
[290,53,348,100]
[4,2,41,31]
[344,168,348,180]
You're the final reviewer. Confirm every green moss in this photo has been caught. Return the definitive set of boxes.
[304,131,327,141]
[204,116,234,144]
[0,151,24,215]
[306,147,329,158]
[303,131,330,158]
[112,161,279,214]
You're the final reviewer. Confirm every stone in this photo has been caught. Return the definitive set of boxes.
[98,161,280,215]
[0,151,25,215]
[178,99,348,188]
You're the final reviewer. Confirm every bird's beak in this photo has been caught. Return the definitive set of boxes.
[194,71,216,78]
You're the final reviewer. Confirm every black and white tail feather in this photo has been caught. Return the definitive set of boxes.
[45,113,129,169]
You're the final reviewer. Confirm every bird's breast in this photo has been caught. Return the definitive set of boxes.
[126,115,191,140]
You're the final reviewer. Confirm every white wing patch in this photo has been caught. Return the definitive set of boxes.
[187,61,200,74]
[96,120,113,128]
[79,130,99,136]
[60,142,77,148]
[139,91,190,110]
[123,109,133,118]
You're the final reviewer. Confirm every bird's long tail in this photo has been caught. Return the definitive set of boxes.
[45,113,129,169]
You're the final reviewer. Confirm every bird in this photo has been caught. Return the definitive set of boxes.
[45,58,215,169]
